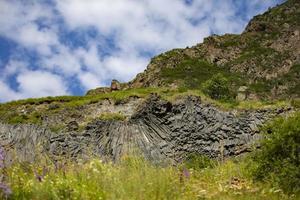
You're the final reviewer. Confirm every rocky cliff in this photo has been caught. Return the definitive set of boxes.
[0,0,299,164]
[0,94,291,163]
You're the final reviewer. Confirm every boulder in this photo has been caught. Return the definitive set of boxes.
[66,121,79,131]
[236,86,248,101]
[111,79,121,91]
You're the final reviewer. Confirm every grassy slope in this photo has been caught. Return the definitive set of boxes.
[0,87,293,126]
[159,50,300,100]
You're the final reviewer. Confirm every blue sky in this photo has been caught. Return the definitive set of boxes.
[0,0,284,102]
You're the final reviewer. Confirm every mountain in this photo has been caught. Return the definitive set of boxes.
[129,0,300,99]
[0,0,299,163]
[118,0,299,100]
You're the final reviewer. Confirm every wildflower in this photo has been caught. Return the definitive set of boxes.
[180,167,190,183]
[182,168,190,179]
[0,146,5,169]
[0,147,12,198]
[0,182,12,198]
[34,166,49,182]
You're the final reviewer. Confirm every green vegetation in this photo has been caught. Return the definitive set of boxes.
[291,98,300,109]
[49,124,66,133]
[247,63,300,97]
[284,64,300,95]
[0,86,293,126]
[260,0,300,26]
[250,112,300,194]
[183,154,217,170]
[7,112,42,125]
[218,34,241,48]
[0,88,167,125]
[227,38,289,71]
[1,155,298,199]
[161,59,235,89]
[202,73,232,100]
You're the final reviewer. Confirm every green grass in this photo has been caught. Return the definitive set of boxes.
[247,64,300,98]
[0,86,293,126]
[160,58,244,90]
[0,88,167,125]
[227,39,289,71]
[2,155,298,200]
[218,34,241,48]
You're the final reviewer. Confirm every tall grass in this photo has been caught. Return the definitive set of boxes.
[1,155,297,200]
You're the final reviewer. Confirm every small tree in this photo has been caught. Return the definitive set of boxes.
[202,73,230,100]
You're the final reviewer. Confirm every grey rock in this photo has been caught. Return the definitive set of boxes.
[0,95,291,163]
[66,121,79,131]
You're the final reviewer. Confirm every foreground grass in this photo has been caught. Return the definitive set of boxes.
[0,156,296,200]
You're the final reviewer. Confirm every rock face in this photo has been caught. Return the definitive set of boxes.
[111,79,121,91]
[236,86,249,101]
[0,95,289,163]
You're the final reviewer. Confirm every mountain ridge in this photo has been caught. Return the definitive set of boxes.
[87,0,299,100]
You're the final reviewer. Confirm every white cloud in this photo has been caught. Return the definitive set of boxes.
[16,71,69,98]
[0,0,58,55]
[78,72,103,90]
[0,70,69,101]
[42,45,82,75]
[0,81,21,102]
[103,54,148,81]
[0,0,283,102]
[1,60,28,78]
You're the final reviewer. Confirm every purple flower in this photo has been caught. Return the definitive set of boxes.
[180,167,190,183]
[0,148,11,198]
[182,168,190,179]
[0,146,5,169]
[0,182,12,198]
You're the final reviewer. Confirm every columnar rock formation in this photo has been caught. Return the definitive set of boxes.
[0,95,290,163]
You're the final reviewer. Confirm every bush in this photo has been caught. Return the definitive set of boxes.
[202,73,231,100]
[251,112,300,194]
[184,153,217,170]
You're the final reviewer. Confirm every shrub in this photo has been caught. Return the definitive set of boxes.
[251,112,300,194]
[291,98,300,108]
[184,153,217,170]
[202,73,231,100]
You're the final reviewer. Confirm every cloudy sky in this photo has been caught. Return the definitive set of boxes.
[0,0,284,102]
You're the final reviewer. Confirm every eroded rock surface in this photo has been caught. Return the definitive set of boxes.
[0,95,290,163]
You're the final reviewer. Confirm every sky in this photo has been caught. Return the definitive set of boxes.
[0,0,284,102]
